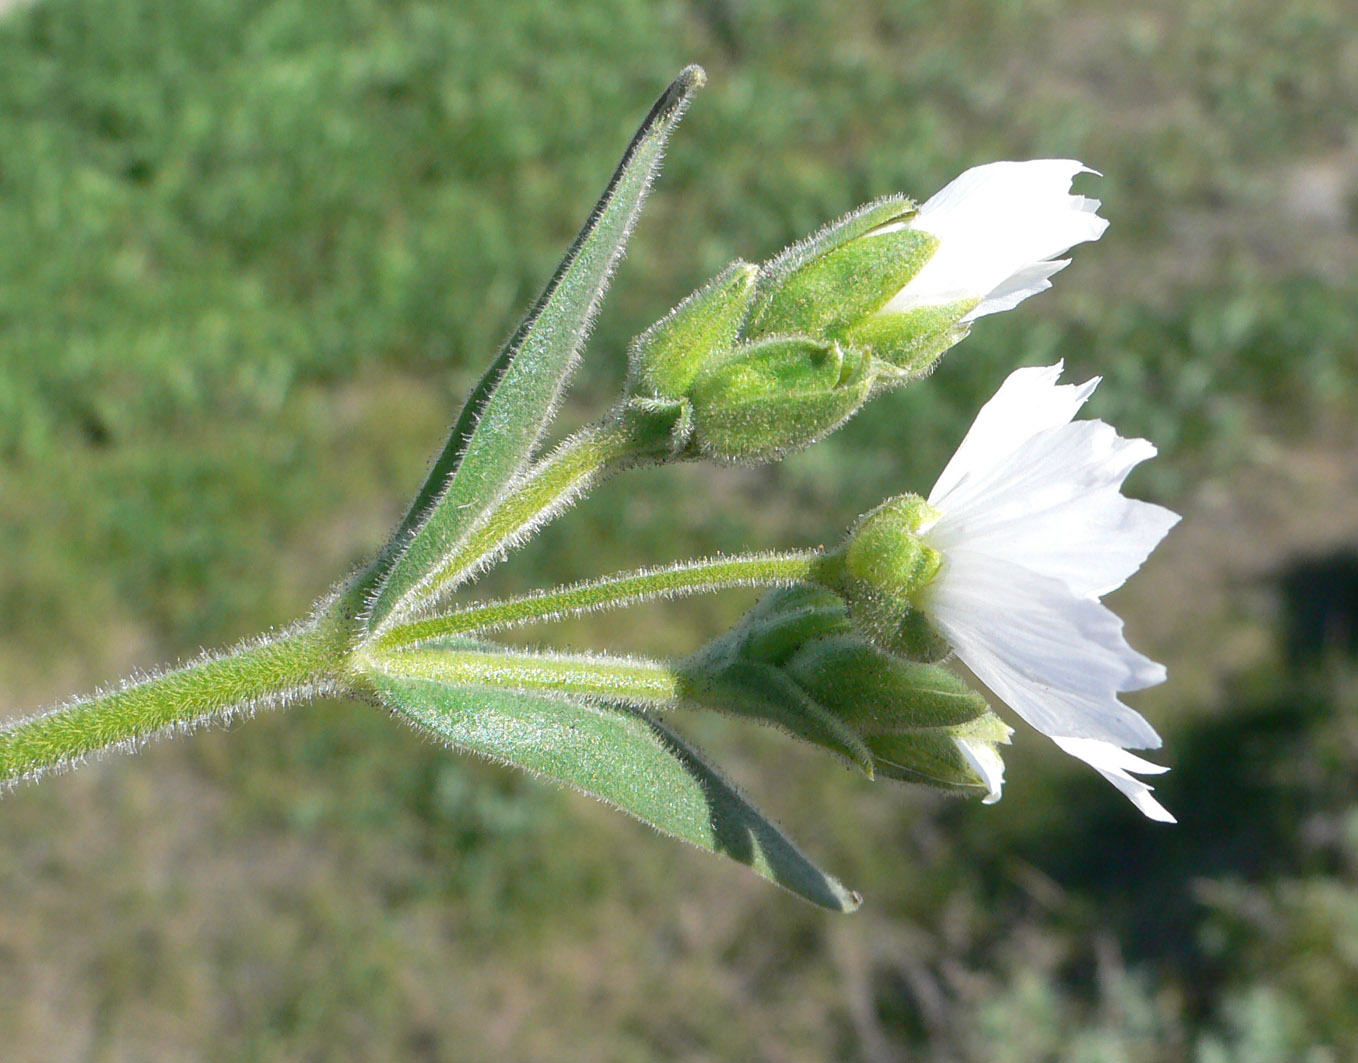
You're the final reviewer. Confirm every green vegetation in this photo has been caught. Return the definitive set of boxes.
[1,0,1355,1058]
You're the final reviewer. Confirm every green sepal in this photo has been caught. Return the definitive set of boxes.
[362,67,706,628]
[844,300,975,375]
[869,719,1010,794]
[370,668,862,912]
[783,635,990,732]
[681,617,877,777]
[629,260,759,399]
[750,196,917,315]
[748,228,937,341]
[613,395,695,458]
[834,494,950,661]
[728,584,856,665]
[688,337,873,463]
[680,586,873,773]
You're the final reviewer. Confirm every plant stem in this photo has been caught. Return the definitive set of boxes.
[367,646,684,706]
[364,639,877,777]
[365,402,684,631]
[371,549,828,651]
[0,623,347,786]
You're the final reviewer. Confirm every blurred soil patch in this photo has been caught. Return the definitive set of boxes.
[1122,416,1358,712]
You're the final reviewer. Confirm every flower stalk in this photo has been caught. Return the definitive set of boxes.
[374,550,828,650]
[365,411,662,629]
[366,645,687,706]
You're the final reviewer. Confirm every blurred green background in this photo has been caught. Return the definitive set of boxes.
[2,0,1356,1059]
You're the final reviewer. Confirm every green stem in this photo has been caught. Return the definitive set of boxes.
[363,642,875,777]
[368,404,682,631]
[0,623,347,786]
[371,549,829,651]
[367,646,684,705]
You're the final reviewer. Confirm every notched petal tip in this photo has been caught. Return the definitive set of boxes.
[1052,737,1175,822]
[917,361,1177,819]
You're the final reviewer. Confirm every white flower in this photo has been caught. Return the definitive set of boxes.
[876,160,1109,323]
[917,362,1181,821]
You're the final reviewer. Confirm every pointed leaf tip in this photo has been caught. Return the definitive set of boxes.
[671,64,707,99]
[372,670,860,911]
[363,69,707,628]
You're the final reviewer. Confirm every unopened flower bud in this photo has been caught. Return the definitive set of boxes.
[628,261,759,399]
[782,631,1010,796]
[687,336,873,463]
[682,587,1011,800]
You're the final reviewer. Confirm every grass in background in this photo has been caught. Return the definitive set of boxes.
[1,0,1356,1059]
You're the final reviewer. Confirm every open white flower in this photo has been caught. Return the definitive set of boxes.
[876,160,1109,322]
[917,363,1180,821]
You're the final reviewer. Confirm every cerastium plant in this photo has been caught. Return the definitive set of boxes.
[1,68,1179,910]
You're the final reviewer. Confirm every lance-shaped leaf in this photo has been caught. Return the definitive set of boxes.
[366,67,706,629]
[370,670,861,912]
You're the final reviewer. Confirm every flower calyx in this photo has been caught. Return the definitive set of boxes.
[625,253,880,463]
[681,586,1010,800]
[827,494,950,662]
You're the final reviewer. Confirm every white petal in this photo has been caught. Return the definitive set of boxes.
[928,361,1095,507]
[925,550,1166,748]
[930,418,1180,597]
[915,362,1177,820]
[1052,737,1176,823]
[956,738,1006,804]
[963,259,1069,322]
[880,160,1108,316]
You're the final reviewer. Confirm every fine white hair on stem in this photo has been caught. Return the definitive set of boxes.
[2,621,339,790]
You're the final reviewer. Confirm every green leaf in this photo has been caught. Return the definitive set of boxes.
[371,671,861,912]
[365,67,707,628]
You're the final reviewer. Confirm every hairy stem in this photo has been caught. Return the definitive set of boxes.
[367,403,684,632]
[366,646,684,705]
[0,623,348,786]
[371,549,828,651]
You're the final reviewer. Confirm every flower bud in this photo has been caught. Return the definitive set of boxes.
[686,336,873,463]
[832,494,949,661]
[628,261,759,399]
[682,587,873,773]
[745,209,937,342]
[782,632,1010,797]
[682,587,1011,800]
